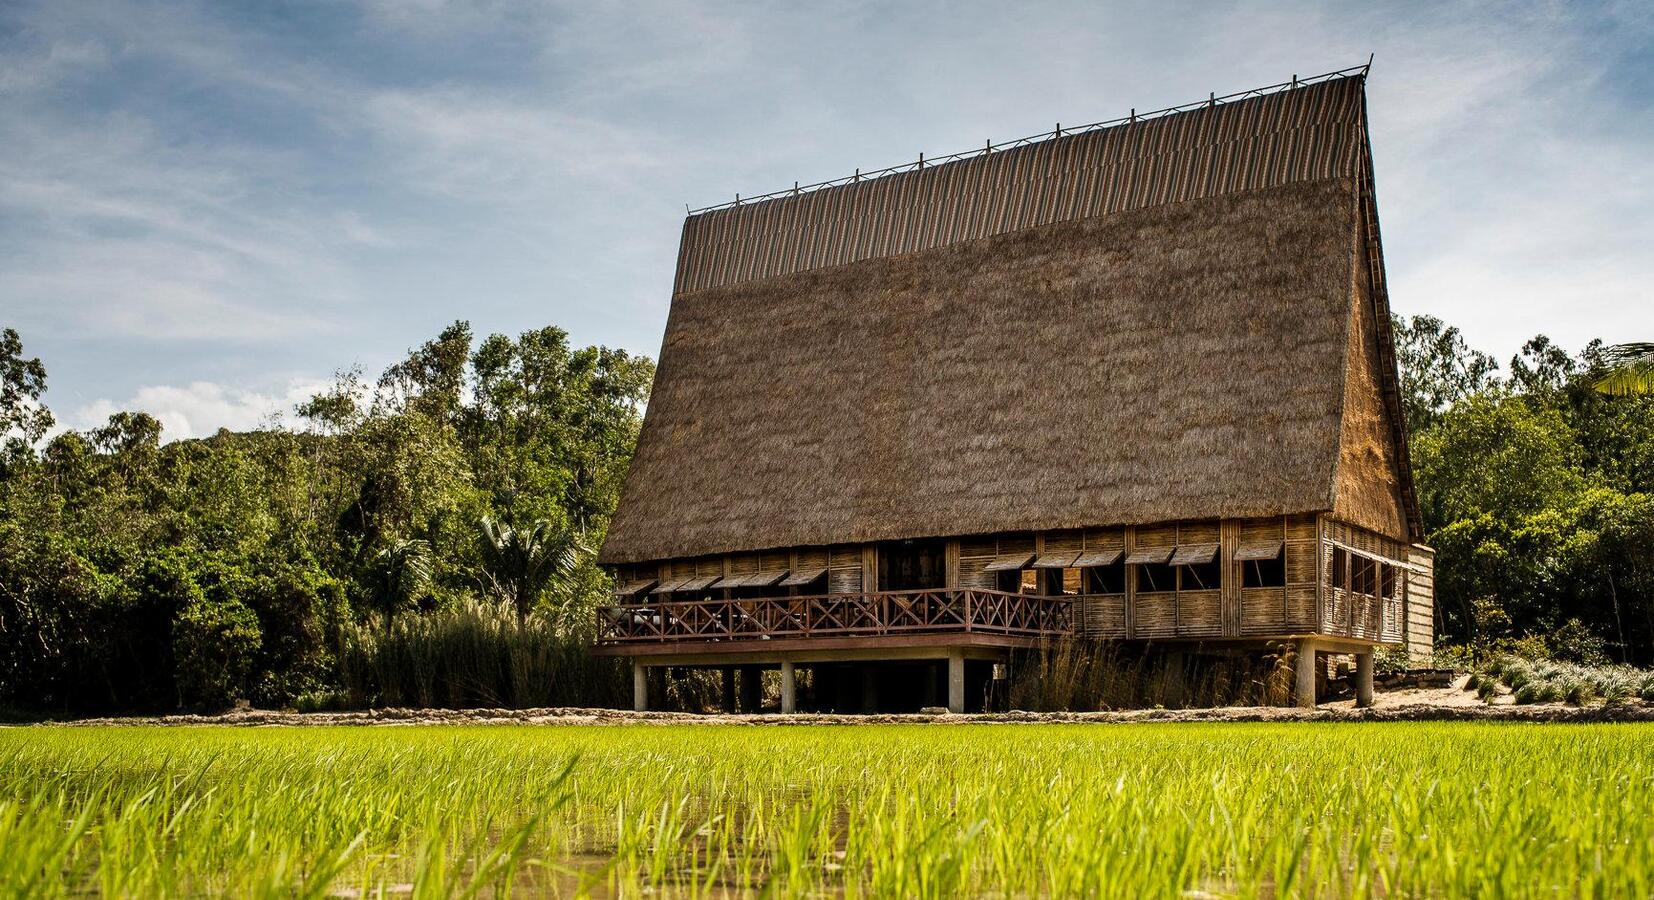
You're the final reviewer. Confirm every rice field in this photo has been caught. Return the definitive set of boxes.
[3,722,1651,898]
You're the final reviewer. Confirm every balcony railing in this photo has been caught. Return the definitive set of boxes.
[596,588,1073,645]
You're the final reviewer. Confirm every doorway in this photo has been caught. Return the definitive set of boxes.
[878,539,946,591]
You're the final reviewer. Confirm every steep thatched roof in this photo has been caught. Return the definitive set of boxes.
[601,74,1417,565]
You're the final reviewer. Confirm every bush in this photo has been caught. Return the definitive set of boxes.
[173,594,262,710]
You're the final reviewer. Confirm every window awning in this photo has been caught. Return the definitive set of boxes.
[1072,548,1123,568]
[1031,552,1080,569]
[779,567,828,586]
[612,578,658,598]
[983,552,1036,572]
[677,575,722,592]
[717,572,755,588]
[1169,543,1220,566]
[651,578,691,594]
[744,570,789,588]
[1235,541,1284,561]
[1125,546,1173,565]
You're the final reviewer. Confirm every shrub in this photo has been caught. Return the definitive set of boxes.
[173,594,262,710]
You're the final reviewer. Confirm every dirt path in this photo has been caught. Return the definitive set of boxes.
[29,679,1654,727]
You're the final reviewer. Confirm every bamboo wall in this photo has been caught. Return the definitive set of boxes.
[611,513,1429,647]
[1406,546,1436,660]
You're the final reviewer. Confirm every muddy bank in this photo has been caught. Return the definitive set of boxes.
[35,700,1654,727]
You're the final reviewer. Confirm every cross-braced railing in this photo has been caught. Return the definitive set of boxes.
[596,588,1073,645]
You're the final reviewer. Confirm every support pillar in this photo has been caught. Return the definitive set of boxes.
[1295,639,1318,709]
[947,649,965,714]
[1163,650,1187,707]
[1355,650,1375,708]
[632,661,648,712]
[860,667,878,713]
[739,667,761,713]
[780,661,796,714]
[721,668,736,713]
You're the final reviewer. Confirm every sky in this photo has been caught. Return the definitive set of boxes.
[2,0,1650,441]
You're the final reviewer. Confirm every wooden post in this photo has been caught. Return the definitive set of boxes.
[780,661,796,714]
[1164,650,1186,707]
[947,649,966,714]
[1295,639,1318,709]
[740,667,761,713]
[633,661,648,712]
[860,667,878,713]
[721,667,735,713]
[1356,650,1375,708]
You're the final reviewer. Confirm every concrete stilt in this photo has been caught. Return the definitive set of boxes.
[860,667,878,713]
[1355,650,1375,708]
[1295,639,1318,709]
[947,650,966,714]
[721,667,736,713]
[632,661,648,712]
[739,667,761,713]
[780,661,796,714]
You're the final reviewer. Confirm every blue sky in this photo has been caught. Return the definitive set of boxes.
[2,0,1650,440]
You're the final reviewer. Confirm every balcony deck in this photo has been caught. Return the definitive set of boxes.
[591,588,1072,657]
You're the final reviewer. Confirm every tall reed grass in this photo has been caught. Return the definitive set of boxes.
[335,601,630,709]
[5,723,1653,897]
[1007,639,1296,710]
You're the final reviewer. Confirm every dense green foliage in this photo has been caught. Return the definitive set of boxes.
[2,307,1650,715]
[1396,317,1654,663]
[0,324,650,714]
[5,723,1653,897]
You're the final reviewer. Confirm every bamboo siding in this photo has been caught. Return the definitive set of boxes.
[618,514,1411,646]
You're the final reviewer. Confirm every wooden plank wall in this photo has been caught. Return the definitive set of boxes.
[1320,517,1411,644]
[1406,545,1436,661]
[616,515,1417,648]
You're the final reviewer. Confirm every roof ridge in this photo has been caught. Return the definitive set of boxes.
[687,62,1371,216]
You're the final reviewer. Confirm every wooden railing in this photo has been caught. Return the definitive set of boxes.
[596,588,1073,645]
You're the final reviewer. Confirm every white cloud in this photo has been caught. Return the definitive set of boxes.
[71,378,331,442]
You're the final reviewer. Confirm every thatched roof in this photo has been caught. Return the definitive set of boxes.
[601,74,1417,565]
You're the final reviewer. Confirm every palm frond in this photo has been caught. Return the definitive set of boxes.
[1595,342,1654,397]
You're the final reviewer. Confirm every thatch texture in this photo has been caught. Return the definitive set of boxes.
[602,177,1369,564]
[1332,217,1410,539]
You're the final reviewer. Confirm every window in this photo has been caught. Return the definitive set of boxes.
[1331,547,1348,590]
[1243,555,1286,588]
[1352,555,1376,597]
[1169,543,1220,591]
[1237,541,1285,588]
[1059,567,1082,595]
[1179,558,1221,590]
[996,568,1039,594]
[1136,561,1176,592]
[1085,562,1126,594]
[1380,564,1398,599]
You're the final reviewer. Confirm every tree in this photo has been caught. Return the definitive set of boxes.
[366,538,431,628]
[477,517,584,623]
[1392,314,1500,436]
[0,327,54,464]
[1595,342,1654,397]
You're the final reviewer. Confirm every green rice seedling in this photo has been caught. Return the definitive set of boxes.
[4,724,1654,897]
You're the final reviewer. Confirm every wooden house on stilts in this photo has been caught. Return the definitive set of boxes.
[594,66,1434,713]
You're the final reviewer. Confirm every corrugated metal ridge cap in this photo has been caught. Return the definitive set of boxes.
[683,65,1370,218]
